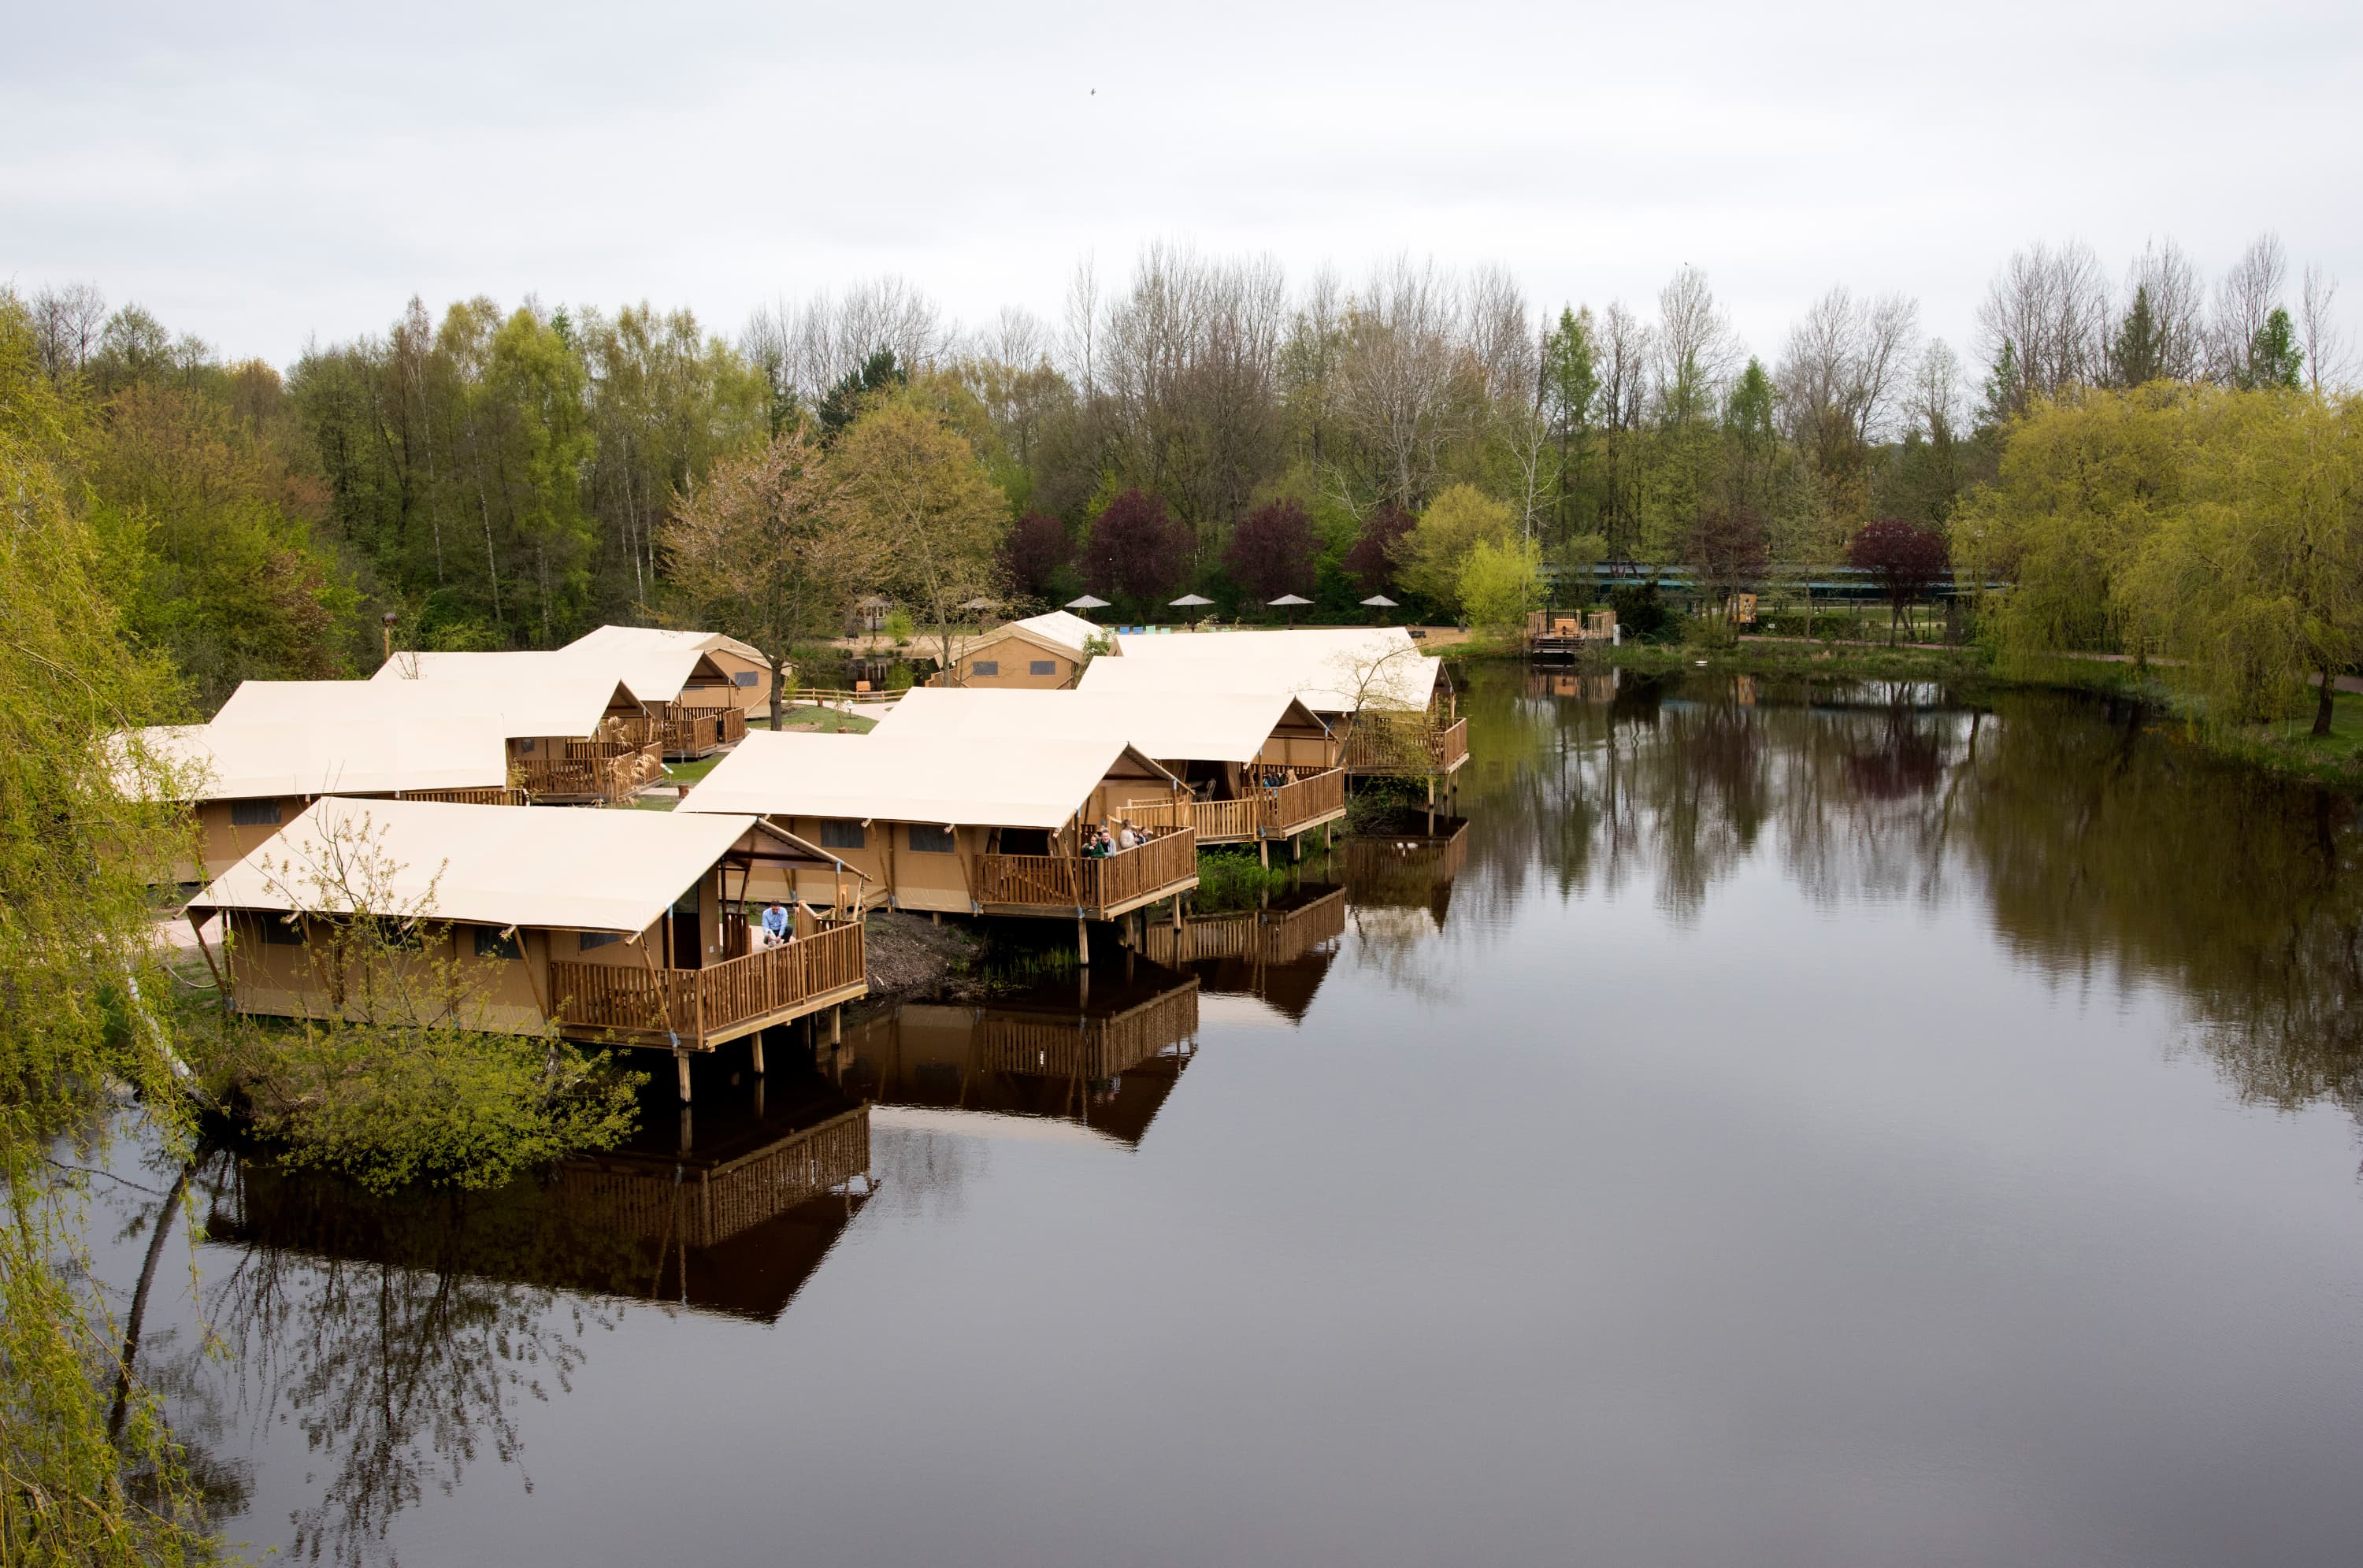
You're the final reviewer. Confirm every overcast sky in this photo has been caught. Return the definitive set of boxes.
[8,0,2359,373]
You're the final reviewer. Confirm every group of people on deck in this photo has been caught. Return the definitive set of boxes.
[1082,820,1142,858]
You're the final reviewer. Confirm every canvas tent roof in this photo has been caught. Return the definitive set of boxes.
[874,687,1326,765]
[188,797,844,934]
[678,731,1177,831]
[563,623,770,669]
[1084,628,1441,712]
[114,718,510,803]
[373,646,729,706]
[1005,610,1111,655]
[233,674,640,743]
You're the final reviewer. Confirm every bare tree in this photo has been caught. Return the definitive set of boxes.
[1334,254,1464,510]
[2209,232,2288,386]
[1909,339,1965,447]
[1060,253,1103,397]
[1597,301,1651,432]
[30,282,108,381]
[2123,239,2209,382]
[1975,240,2110,407]
[1775,285,1921,471]
[1652,266,1740,423]
[2299,265,2350,394]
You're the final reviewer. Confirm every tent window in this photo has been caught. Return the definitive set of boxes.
[819,819,866,850]
[907,824,955,854]
[229,798,283,827]
[473,926,523,961]
[244,913,302,946]
[972,660,999,677]
[733,670,759,687]
[1029,660,1055,676]
[578,930,622,951]
[517,737,537,754]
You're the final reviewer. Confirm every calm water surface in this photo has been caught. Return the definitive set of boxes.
[94,669,2363,1566]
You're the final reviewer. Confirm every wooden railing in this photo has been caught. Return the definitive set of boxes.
[556,1106,870,1250]
[549,921,866,1046]
[397,785,527,806]
[975,984,1200,1080]
[1126,768,1345,842]
[657,705,747,757]
[1342,716,1470,774]
[974,827,1197,915]
[1145,888,1348,967]
[514,740,659,804]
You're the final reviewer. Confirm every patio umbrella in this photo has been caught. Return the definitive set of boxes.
[1360,593,1398,624]
[1065,595,1111,612]
[1170,593,1214,606]
[1268,592,1312,626]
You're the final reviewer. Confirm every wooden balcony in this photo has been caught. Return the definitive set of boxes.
[395,785,528,806]
[1342,715,1470,777]
[549,920,866,1051]
[658,704,747,759]
[1144,887,1347,967]
[516,738,664,803]
[973,982,1200,1081]
[1124,766,1347,845]
[974,826,1199,920]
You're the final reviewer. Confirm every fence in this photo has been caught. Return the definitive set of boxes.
[549,920,865,1046]
[974,826,1198,915]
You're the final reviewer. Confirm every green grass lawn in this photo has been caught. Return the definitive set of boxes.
[762,704,876,734]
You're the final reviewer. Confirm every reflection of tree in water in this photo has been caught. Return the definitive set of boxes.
[1454,666,2363,1129]
[1953,691,2363,1119]
[1459,670,1979,922]
[196,1160,635,1567]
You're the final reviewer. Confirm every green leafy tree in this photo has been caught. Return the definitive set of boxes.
[2241,309,2306,391]
[829,396,1010,677]
[1458,535,1544,634]
[1396,484,1515,609]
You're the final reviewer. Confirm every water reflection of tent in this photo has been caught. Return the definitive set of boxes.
[1145,885,1345,1021]
[207,1077,875,1325]
[1337,813,1471,929]
[833,965,1201,1147]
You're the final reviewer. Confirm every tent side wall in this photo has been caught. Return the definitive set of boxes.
[950,628,1084,690]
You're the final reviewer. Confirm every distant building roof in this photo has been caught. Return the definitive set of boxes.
[677,730,1176,830]
[114,717,510,803]
[875,687,1325,765]
[1081,628,1440,713]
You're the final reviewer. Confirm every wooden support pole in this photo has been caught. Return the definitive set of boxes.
[1259,837,1270,868]
[674,1050,692,1104]
[1078,915,1090,966]
[829,1005,841,1046]
[751,1034,766,1075]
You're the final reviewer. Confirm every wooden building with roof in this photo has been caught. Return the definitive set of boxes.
[116,715,520,882]
[874,686,1345,852]
[237,672,665,804]
[562,624,781,717]
[677,730,1199,937]
[1080,627,1469,787]
[944,610,1115,689]
[374,646,747,760]
[187,798,870,1099]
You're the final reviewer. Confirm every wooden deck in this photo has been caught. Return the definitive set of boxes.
[548,920,866,1050]
[1526,608,1617,655]
[974,826,1199,919]
[555,1105,870,1251]
[1144,887,1347,968]
[1342,715,1469,777]
[658,704,747,759]
[395,785,528,806]
[1123,767,1347,846]
[973,982,1200,1081]
[516,738,665,803]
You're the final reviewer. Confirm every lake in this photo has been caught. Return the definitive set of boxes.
[91,666,2363,1566]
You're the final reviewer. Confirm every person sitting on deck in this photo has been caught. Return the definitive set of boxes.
[759,899,790,947]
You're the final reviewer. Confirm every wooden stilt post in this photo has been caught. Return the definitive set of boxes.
[1292,834,1302,864]
[1259,837,1270,868]
[675,1050,692,1104]
[751,1034,766,1074]
[1078,915,1090,966]
[829,1005,841,1046]
[679,1104,694,1153]
[1170,898,1182,932]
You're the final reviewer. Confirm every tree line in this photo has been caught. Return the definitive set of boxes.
[19,229,2354,702]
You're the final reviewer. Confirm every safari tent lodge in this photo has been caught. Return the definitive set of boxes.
[874,687,1345,853]
[944,610,1115,689]
[678,730,1200,931]
[187,798,870,1100]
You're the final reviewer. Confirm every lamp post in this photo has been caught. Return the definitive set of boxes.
[380,610,397,664]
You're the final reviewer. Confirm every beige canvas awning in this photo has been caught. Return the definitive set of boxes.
[1082,628,1441,713]
[677,731,1178,830]
[564,623,771,669]
[232,673,644,743]
[113,716,512,803]
[187,796,850,933]
[874,687,1326,765]
[1007,610,1109,655]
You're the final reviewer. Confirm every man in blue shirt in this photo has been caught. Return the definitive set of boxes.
[759,900,790,946]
